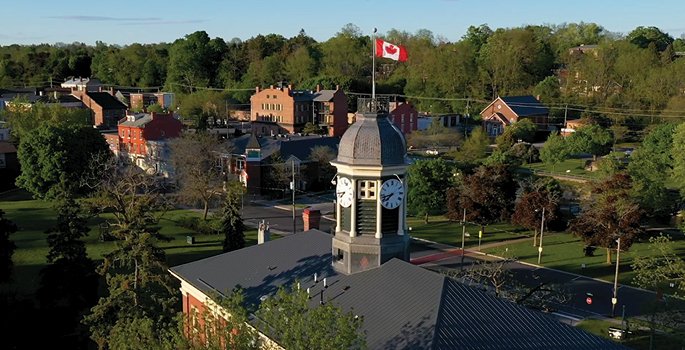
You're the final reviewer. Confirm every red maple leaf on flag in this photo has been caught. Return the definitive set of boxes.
[385,44,397,54]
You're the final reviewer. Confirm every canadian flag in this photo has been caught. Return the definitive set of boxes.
[375,38,408,62]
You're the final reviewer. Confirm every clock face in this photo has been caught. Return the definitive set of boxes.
[336,177,353,208]
[380,178,404,209]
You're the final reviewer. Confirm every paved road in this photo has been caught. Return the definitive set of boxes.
[250,200,669,321]
[241,201,334,235]
[410,239,666,320]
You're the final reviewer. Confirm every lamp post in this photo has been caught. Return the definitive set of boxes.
[612,236,621,317]
[537,207,546,265]
[461,208,466,270]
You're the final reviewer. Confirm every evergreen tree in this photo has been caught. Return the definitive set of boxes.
[83,159,177,349]
[0,209,17,283]
[218,182,246,252]
[37,197,98,347]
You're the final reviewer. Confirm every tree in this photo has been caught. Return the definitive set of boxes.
[178,290,259,350]
[459,165,518,234]
[630,123,677,217]
[166,31,224,91]
[453,127,489,163]
[307,145,336,191]
[216,182,246,252]
[83,158,177,349]
[568,173,643,264]
[496,119,537,150]
[170,132,230,220]
[511,179,561,247]
[407,159,455,223]
[16,122,109,199]
[37,197,98,347]
[627,26,674,51]
[633,234,685,295]
[0,209,17,282]
[302,121,323,135]
[567,124,613,160]
[255,284,366,350]
[1,102,91,141]
[671,123,685,198]
[539,131,570,172]
[533,76,561,101]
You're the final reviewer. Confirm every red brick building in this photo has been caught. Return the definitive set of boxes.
[250,84,348,137]
[110,112,183,175]
[73,91,127,128]
[480,95,549,136]
[389,101,418,134]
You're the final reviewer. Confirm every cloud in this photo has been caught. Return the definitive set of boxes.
[46,16,204,25]
[0,32,46,41]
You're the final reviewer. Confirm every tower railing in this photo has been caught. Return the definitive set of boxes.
[357,97,389,114]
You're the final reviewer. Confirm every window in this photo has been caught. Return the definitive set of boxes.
[359,180,376,200]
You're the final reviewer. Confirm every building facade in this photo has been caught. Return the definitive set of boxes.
[388,101,418,134]
[480,95,549,137]
[250,84,348,137]
[74,91,128,128]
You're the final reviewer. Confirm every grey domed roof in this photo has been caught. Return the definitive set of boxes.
[336,112,407,166]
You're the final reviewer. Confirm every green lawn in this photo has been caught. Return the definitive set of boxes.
[577,318,685,350]
[523,157,599,179]
[407,215,531,249]
[1,190,258,295]
[407,213,685,289]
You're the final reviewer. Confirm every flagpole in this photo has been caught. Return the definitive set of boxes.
[372,28,377,100]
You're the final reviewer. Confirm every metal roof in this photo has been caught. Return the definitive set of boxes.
[232,134,339,161]
[500,96,549,117]
[170,231,625,350]
[336,112,407,166]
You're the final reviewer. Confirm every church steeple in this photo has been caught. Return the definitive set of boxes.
[330,98,410,275]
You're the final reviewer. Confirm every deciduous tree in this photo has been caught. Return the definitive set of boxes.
[216,182,246,253]
[16,123,109,199]
[170,132,230,220]
[407,158,455,223]
[256,284,366,350]
[569,173,643,264]
[540,131,570,172]
[511,179,561,247]
[459,164,518,234]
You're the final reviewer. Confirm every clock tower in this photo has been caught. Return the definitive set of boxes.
[331,98,410,275]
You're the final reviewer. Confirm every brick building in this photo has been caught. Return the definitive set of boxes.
[250,84,348,137]
[73,91,127,129]
[388,101,418,134]
[480,95,549,137]
[129,92,175,111]
[109,112,183,175]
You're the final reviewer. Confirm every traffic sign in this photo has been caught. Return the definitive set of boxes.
[586,297,593,305]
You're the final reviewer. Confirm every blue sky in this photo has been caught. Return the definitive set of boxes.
[2,0,684,45]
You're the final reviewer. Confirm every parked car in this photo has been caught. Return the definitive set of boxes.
[426,149,439,155]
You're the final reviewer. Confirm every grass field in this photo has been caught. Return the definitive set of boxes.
[407,215,531,249]
[0,190,258,295]
[407,213,685,288]
[523,157,599,179]
[577,318,684,350]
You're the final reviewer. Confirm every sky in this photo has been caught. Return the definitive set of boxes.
[2,0,684,46]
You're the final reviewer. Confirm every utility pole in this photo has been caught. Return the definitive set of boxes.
[537,207,546,265]
[461,208,466,270]
[612,237,621,317]
[292,159,296,234]
[563,104,568,128]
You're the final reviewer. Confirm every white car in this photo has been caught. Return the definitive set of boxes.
[426,149,439,155]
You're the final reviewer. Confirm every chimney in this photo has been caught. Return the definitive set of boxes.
[258,220,270,244]
[536,95,541,101]
[288,84,293,90]
[256,86,260,93]
[302,208,321,231]
[335,85,340,91]
[316,84,321,92]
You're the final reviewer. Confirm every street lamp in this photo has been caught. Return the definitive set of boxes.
[461,208,466,270]
[611,236,621,317]
[537,207,546,265]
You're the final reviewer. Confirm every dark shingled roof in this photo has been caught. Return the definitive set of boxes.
[232,134,339,161]
[86,92,127,110]
[500,95,549,117]
[336,112,407,166]
[171,231,625,350]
